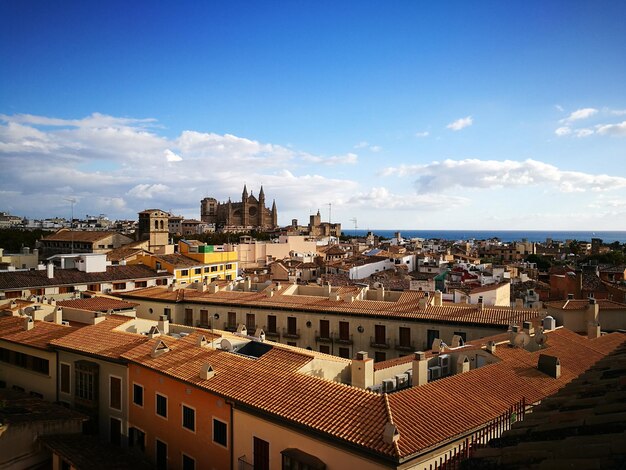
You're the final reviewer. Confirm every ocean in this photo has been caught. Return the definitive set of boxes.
[347,230,626,244]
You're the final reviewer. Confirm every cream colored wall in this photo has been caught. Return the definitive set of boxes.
[495,284,511,307]
[0,341,57,401]
[296,356,351,383]
[233,409,391,470]
[57,351,130,445]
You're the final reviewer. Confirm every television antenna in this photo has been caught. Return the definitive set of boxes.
[350,217,358,236]
[64,197,76,254]
[326,203,332,224]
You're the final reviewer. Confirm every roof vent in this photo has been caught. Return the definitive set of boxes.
[148,325,161,338]
[199,363,216,380]
[543,316,556,331]
[23,316,34,331]
[382,422,400,444]
[356,351,368,361]
[486,340,496,354]
[567,293,574,300]
[451,335,464,348]
[538,354,561,378]
[197,334,209,347]
[254,328,266,342]
[236,324,247,336]
[431,338,445,353]
[150,339,170,358]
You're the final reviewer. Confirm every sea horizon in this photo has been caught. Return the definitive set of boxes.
[346,229,626,244]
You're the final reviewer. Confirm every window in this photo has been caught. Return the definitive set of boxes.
[164,308,171,320]
[253,437,270,470]
[339,321,350,341]
[427,329,440,349]
[182,405,195,432]
[200,310,209,326]
[319,345,330,354]
[184,308,193,326]
[267,315,277,333]
[182,454,195,470]
[194,268,202,275]
[226,274,232,280]
[113,282,126,290]
[287,317,297,335]
[181,269,189,276]
[204,267,211,273]
[135,281,147,288]
[156,439,167,470]
[133,383,144,406]
[110,376,122,410]
[213,418,227,447]
[375,351,387,362]
[246,313,255,331]
[226,264,232,270]
[110,417,122,446]
[156,393,167,418]
[60,363,70,393]
[338,347,350,358]
[227,311,236,329]
[399,327,411,348]
[374,325,386,345]
[210,266,218,272]
[75,361,98,402]
[319,320,330,339]
[129,427,145,452]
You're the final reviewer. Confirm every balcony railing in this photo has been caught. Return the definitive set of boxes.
[237,455,254,470]
[283,327,300,339]
[315,330,333,343]
[246,323,257,333]
[370,336,390,349]
[395,340,416,352]
[223,322,237,332]
[262,325,280,338]
[334,332,353,345]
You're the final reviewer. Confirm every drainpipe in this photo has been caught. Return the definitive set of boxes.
[227,399,235,470]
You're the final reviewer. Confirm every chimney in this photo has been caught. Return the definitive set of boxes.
[324,282,331,295]
[208,283,219,294]
[486,340,496,354]
[53,307,63,324]
[585,298,599,322]
[157,315,170,334]
[236,324,247,335]
[412,352,429,387]
[456,354,470,374]
[46,263,54,279]
[199,363,216,380]
[382,422,400,445]
[451,335,464,348]
[434,290,443,307]
[377,287,385,301]
[418,297,427,310]
[523,321,534,335]
[538,354,561,379]
[351,351,374,389]
[567,293,574,300]
[543,315,556,331]
[244,277,252,292]
[254,328,266,342]
[587,321,601,339]
[23,316,34,331]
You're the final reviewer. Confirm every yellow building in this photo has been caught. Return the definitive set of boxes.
[136,240,238,286]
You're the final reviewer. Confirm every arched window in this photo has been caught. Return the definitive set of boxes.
[160,220,164,230]
[154,220,158,230]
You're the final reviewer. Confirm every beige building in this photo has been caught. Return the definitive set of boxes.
[228,234,318,269]
[40,229,134,256]
[122,281,543,362]
[0,247,40,270]
[545,298,626,333]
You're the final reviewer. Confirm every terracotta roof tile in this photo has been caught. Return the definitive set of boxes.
[57,297,139,312]
[0,316,79,350]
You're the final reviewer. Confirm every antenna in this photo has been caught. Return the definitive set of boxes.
[350,217,358,236]
[64,197,76,254]
[326,202,332,224]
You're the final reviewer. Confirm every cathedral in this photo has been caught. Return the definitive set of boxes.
[200,185,278,231]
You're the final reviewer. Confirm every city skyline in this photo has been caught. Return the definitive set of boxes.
[1,1,626,230]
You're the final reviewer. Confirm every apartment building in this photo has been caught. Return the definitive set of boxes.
[40,229,134,256]
[122,281,544,362]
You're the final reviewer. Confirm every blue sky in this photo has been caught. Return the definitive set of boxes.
[1,1,625,230]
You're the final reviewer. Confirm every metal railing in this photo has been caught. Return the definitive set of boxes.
[283,327,300,339]
[370,336,390,349]
[315,330,333,343]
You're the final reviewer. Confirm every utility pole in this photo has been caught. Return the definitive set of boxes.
[327,203,332,224]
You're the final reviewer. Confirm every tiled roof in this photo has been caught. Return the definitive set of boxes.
[57,297,139,312]
[469,282,508,294]
[386,329,626,458]
[38,434,153,470]
[0,316,79,350]
[106,246,148,261]
[0,389,86,424]
[0,265,171,291]
[122,331,397,458]
[545,299,626,310]
[154,253,203,268]
[49,315,150,360]
[41,229,122,243]
[468,337,626,468]
[123,286,542,327]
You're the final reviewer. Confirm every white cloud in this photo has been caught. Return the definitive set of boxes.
[596,120,626,136]
[126,184,170,199]
[446,116,473,131]
[415,131,430,138]
[301,153,358,165]
[555,104,564,112]
[369,145,382,153]
[345,187,469,210]
[354,141,382,152]
[354,141,369,149]
[555,126,571,136]
[164,149,182,162]
[561,108,598,123]
[609,109,626,116]
[381,158,626,194]
[575,128,594,138]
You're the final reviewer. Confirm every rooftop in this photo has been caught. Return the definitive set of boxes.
[41,229,124,243]
[57,297,139,312]
[0,316,78,350]
[0,388,85,425]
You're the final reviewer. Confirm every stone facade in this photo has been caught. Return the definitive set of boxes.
[200,185,277,230]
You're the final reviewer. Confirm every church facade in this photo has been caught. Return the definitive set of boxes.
[200,185,278,231]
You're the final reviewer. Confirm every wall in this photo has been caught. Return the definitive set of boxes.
[233,409,389,470]
[0,341,57,401]
[127,363,231,470]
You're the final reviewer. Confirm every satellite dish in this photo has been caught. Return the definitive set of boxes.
[513,332,530,348]
[24,306,35,315]
[220,338,234,352]
[535,332,547,345]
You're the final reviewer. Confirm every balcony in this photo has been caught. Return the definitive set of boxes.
[315,330,333,343]
[333,333,353,345]
[394,340,416,352]
[262,325,280,338]
[223,322,237,332]
[283,327,300,339]
[246,324,257,333]
[370,336,390,349]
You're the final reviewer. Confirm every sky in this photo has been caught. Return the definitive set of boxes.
[1,1,625,231]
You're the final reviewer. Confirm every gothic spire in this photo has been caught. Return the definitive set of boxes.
[242,184,248,200]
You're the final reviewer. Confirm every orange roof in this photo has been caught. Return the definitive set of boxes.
[122,332,397,458]
[49,315,149,360]
[0,316,79,350]
[42,229,123,243]
[57,297,139,312]
[124,286,541,327]
[546,299,626,310]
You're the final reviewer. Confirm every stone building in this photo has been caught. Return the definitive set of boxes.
[200,185,277,231]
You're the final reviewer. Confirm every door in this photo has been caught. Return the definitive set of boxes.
[399,327,411,348]
[339,321,349,341]
[156,439,167,470]
[110,417,121,446]
[184,309,193,326]
[287,317,297,335]
[267,315,277,333]
[375,324,386,345]
[253,437,269,470]
[319,320,330,339]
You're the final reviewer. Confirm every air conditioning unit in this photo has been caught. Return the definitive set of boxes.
[382,378,396,393]
[404,369,413,386]
[439,354,450,375]
[429,366,442,381]
[61,320,70,326]
[368,384,383,394]
[395,373,409,390]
